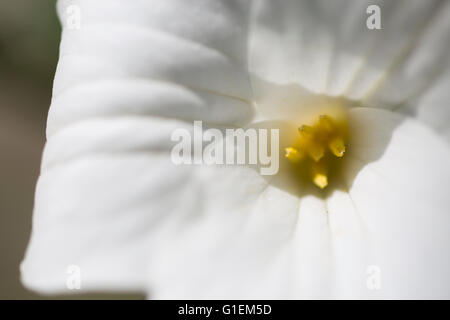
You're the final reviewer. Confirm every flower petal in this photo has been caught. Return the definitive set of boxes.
[21,0,251,293]
[345,107,450,298]
[249,0,450,139]
[147,108,450,299]
[22,0,450,300]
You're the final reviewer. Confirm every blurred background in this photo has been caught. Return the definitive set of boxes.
[0,0,60,299]
[0,0,143,299]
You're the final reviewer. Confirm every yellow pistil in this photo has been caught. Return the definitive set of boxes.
[284,113,348,189]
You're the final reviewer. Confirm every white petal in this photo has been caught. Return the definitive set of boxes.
[21,0,251,293]
[23,152,194,292]
[414,66,450,143]
[146,168,306,299]
[344,0,448,104]
[148,108,450,299]
[249,0,340,92]
[23,0,450,300]
[249,0,450,138]
[346,107,450,298]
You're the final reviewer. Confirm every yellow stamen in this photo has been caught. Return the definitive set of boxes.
[318,115,334,132]
[313,173,328,189]
[285,112,348,189]
[307,143,325,162]
[284,147,303,163]
[298,125,314,138]
[311,162,328,189]
[328,136,346,157]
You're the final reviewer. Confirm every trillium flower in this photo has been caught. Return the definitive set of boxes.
[22,0,450,299]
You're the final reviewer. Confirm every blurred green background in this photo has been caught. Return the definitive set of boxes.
[0,0,143,299]
[0,0,60,299]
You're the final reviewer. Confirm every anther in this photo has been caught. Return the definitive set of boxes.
[311,161,328,189]
[285,147,303,163]
[328,136,346,158]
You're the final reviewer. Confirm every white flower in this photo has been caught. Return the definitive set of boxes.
[21,0,450,299]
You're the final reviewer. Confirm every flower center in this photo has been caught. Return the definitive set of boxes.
[284,113,348,189]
